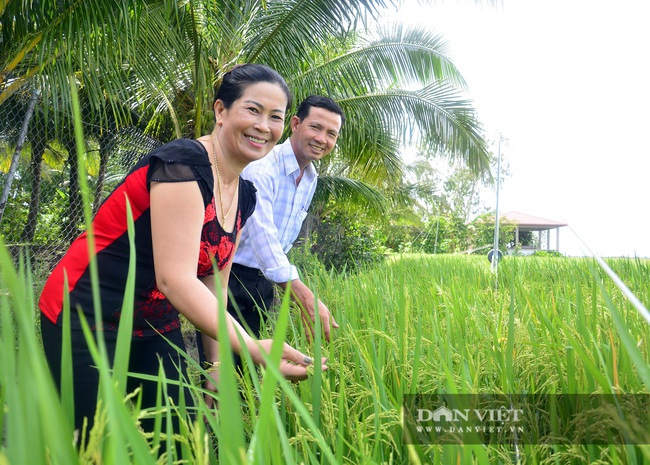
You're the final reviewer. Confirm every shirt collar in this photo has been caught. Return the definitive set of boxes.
[277,138,317,181]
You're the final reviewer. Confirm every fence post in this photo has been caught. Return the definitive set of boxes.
[0,88,41,225]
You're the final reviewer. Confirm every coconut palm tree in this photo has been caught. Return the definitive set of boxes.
[1,0,150,243]
[125,3,491,214]
[1,0,492,244]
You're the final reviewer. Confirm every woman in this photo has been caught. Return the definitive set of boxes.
[39,64,325,435]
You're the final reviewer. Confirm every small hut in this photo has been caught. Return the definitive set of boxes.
[501,211,567,255]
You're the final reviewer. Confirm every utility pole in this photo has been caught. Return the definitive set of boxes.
[491,138,502,276]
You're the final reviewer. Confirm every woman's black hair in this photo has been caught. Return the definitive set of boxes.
[214,63,292,111]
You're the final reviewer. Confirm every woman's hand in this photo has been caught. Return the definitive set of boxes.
[203,363,219,408]
[204,376,218,409]
[247,339,328,382]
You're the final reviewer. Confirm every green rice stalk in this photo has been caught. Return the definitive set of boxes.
[214,270,247,464]
[593,271,650,389]
[112,199,136,394]
[1,240,80,463]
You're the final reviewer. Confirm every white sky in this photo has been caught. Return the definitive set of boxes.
[395,0,650,257]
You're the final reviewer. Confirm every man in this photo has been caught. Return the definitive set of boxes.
[228,95,344,343]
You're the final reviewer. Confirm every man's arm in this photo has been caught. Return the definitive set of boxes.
[242,161,337,341]
[241,163,300,284]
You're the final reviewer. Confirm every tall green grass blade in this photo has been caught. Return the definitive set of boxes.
[214,271,246,464]
[335,368,347,463]
[0,242,79,464]
[249,280,292,463]
[159,368,175,463]
[112,199,136,394]
[410,310,423,395]
[310,288,324,458]
[505,286,516,392]
[69,78,157,464]
[60,273,75,430]
[271,406,296,465]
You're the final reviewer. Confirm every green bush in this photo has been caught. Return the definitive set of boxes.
[310,209,385,273]
[469,213,516,253]
[532,249,564,257]
[383,223,420,253]
[287,240,327,277]
[418,215,462,254]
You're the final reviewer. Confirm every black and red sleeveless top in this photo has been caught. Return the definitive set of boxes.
[39,139,256,337]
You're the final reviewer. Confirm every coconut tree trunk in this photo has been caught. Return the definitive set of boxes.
[0,88,40,226]
[20,137,46,243]
[63,134,83,244]
[93,131,111,214]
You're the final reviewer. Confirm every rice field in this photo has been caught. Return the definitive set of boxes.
[2,247,649,464]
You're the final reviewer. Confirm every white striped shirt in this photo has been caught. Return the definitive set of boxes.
[233,139,318,283]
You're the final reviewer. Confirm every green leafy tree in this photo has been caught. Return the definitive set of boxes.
[2,0,494,246]
[469,212,516,254]
[309,206,386,272]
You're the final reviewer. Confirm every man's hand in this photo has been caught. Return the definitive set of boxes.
[285,279,339,342]
[298,297,339,343]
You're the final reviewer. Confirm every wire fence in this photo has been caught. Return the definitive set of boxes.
[0,89,162,274]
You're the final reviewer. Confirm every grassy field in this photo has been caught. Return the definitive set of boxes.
[2,249,649,464]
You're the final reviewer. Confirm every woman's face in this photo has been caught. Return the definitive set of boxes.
[214,81,288,165]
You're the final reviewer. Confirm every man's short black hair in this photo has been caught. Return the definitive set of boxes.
[295,96,345,128]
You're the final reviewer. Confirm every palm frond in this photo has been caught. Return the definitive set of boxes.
[321,129,404,186]
[363,22,467,88]
[290,22,467,95]
[243,0,394,74]
[2,0,146,93]
[314,175,388,215]
[282,22,491,179]
[339,84,490,177]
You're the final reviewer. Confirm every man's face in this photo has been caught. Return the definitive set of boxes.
[290,106,342,168]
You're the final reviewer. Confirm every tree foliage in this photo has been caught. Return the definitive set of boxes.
[1,0,495,253]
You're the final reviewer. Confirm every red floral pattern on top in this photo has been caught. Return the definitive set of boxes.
[122,197,241,337]
[197,199,241,275]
